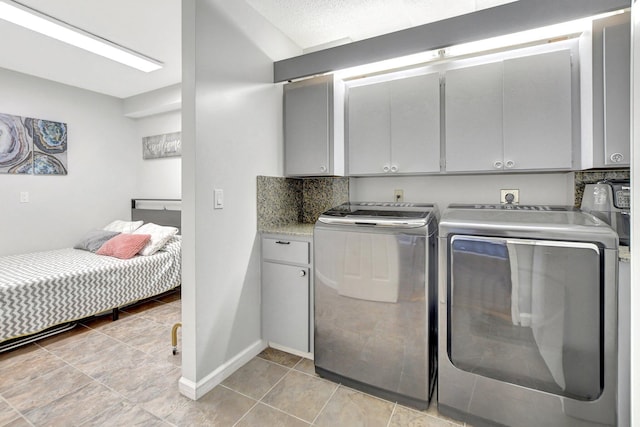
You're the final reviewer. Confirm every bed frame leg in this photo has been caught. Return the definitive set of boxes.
[112,308,119,321]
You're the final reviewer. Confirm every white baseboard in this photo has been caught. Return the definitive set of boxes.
[268,342,314,360]
[179,339,267,400]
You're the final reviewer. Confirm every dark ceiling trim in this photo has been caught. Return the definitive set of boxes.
[273,0,630,83]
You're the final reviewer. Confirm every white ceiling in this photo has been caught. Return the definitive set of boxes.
[0,0,182,99]
[245,0,517,52]
[0,0,516,99]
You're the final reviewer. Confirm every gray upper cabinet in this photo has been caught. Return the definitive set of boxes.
[348,81,390,175]
[284,75,344,177]
[503,50,573,170]
[581,12,630,169]
[348,72,440,175]
[445,62,503,172]
[445,48,573,172]
[603,18,630,166]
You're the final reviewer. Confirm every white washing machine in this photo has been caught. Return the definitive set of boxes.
[438,204,619,426]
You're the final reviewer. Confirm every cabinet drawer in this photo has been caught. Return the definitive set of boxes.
[262,238,309,264]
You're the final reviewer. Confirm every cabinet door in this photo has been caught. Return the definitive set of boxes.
[348,82,390,175]
[603,22,631,166]
[284,77,331,176]
[503,50,573,170]
[390,73,441,173]
[262,262,309,352]
[445,62,504,172]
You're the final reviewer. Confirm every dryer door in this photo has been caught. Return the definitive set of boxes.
[448,235,603,401]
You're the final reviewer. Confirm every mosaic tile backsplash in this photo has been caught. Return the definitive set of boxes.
[574,169,630,207]
[257,176,303,228]
[257,176,349,229]
[302,178,349,223]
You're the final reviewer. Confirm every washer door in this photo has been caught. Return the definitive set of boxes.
[448,235,603,401]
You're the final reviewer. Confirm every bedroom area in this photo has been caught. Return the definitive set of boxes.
[0,0,186,423]
[4,0,640,426]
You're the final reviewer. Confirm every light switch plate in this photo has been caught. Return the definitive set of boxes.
[20,191,29,203]
[214,189,224,209]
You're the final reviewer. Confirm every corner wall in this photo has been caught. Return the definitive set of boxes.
[0,68,138,256]
[180,0,299,397]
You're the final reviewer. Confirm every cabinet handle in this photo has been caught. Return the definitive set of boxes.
[320,165,327,172]
[505,160,515,169]
[382,165,390,173]
[390,165,398,173]
[610,153,624,163]
[299,270,306,277]
[275,241,290,245]
[493,161,503,169]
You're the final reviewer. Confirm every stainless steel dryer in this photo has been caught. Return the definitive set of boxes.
[438,204,619,426]
[314,202,439,409]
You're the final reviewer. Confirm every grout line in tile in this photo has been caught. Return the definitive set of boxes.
[230,398,260,427]
[310,381,340,425]
[0,393,35,427]
[31,332,165,426]
[223,377,319,426]
[19,376,115,427]
[291,357,306,370]
[3,303,183,427]
[252,400,313,426]
[221,360,292,403]
[386,402,398,427]
[80,317,177,361]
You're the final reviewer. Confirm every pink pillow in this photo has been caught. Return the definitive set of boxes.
[96,234,151,259]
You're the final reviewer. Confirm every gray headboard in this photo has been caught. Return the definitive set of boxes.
[131,199,181,235]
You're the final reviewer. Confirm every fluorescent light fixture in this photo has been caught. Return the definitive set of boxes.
[333,9,627,79]
[446,10,626,58]
[333,50,441,79]
[0,0,162,72]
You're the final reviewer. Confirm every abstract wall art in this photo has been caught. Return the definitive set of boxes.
[0,112,67,175]
[142,131,181,160]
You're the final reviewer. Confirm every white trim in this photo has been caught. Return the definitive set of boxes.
[268,342,314,360]
[178,376,198,400]
[178,339,267,400]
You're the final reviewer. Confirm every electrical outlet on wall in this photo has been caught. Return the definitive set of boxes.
[500,189,519,204]
[394,189,404,202]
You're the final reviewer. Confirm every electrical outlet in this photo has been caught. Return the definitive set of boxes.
[500,189,519,204]
[394,189,404,202]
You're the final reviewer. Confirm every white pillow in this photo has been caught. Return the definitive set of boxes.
[134,222,179,256]
[103,220,144,234]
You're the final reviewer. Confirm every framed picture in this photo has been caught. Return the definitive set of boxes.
[0,113,68,175]
[142,131,181,159]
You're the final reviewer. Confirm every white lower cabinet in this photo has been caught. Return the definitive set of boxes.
[261,235,313,355]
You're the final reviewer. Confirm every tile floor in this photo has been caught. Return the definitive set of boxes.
[0,292,468,426]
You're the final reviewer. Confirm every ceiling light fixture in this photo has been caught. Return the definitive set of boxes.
[0,0,163,72]
[332,8,627,79]
[446,9,626,58]
[333,50,441,79]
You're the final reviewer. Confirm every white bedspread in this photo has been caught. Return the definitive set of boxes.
[0,236,181,342]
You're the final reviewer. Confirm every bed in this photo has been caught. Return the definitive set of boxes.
[0,199,182,350]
